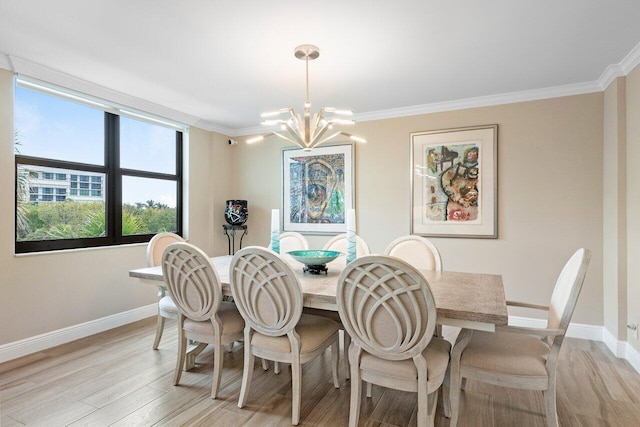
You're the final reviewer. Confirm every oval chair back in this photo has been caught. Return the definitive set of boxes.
[161,242,223,322]
[230,246,303,337]
[384,235,442,271]
[147,232,185,267]
[548,248,592,336]
[323,233,371,257]
[337,255,437,361]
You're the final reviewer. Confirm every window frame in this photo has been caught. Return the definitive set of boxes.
[15,83,184,253]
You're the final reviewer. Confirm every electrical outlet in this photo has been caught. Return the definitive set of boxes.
[627,323,638,340]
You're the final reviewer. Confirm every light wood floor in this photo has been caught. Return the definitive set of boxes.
[1,318,639,426]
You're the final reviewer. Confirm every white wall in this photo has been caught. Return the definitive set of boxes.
[0,69,233,346]
[234,94,604,326]
[626,64,640,353]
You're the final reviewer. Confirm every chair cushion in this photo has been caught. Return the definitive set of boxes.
[159,295,178,316]
[359,337,451,388]
[183,301,245,337]
[460,330,551,378]
[251,313,339,354]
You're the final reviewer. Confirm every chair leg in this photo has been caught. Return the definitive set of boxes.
[366,381,372,398]
[348,364,362,427]
[331,338,340,388]
[543,387,559,427]
[238,348,254,408]
[275,361,280,374]
[416,379,428,427]
[291,359,302,425]
[173,328,187,386]
[443,365,451,418]
[261,358,269,370]
[343,331,351,380]
[153,314,165,350]
[211,335,223,399]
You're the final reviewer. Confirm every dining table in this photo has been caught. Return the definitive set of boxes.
[130,254,509,371]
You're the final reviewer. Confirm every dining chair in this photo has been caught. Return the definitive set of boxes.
[162,242,244,399]
[317,232,371,378]
[383,235,442,271]
[323,233,371,257]
[270,231,310,253]
[337,255,451,427]
[146,231,184,349]
[384,235,443,337]
[229,246,340,425]
[448,248,591,427]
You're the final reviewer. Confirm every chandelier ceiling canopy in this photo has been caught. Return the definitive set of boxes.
[247,44,366,151]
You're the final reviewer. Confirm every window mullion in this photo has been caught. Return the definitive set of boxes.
[105,112,120,243]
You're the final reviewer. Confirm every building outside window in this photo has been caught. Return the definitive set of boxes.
[14,77,184,253]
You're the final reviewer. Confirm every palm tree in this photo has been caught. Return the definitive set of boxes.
[15,132,30,235]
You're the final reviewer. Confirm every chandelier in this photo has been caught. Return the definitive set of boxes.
[247,44,366,151]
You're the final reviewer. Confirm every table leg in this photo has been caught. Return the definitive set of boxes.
[447,328,473,425]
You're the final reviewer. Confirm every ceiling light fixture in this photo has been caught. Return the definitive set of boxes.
[247,44,366,151]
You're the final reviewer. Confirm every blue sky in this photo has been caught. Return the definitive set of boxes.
[15,86,178,207]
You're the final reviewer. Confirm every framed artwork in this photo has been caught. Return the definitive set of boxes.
[282,143,354,234]
[411,124,497,238]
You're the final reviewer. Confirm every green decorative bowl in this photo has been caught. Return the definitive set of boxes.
[287,250,343,266]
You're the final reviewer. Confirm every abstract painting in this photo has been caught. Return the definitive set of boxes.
[282,143,354,234]
[411,125,497,238]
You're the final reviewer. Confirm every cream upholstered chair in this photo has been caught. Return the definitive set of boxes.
[383,235,442,271]
[146,232,184,349]
[162,242,244,399]
[323,233,371,257]
[318,233,371,379]
[384,235,443,336]
[448,248,591,427]
[337,255,451,427]
[230,246,340,425]
[269,231,310,253]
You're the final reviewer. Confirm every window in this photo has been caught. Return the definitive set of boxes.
[14,77,184,253]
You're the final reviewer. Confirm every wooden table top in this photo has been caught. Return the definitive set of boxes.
[130,255,508,330]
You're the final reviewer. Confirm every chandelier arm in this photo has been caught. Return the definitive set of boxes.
[312,109,326,136]
[282,122,307,147]
[307,125,331,150]
[309,131,343,150]
[272,131,303,147]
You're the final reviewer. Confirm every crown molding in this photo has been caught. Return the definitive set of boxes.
[192,119,234,136]
[4,54,202,128]
[599,41,640,90]
[4,40,640,136]
[352,81,602,124]
[0,52,12,71]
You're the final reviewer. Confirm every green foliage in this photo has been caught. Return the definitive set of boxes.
[17,201,177,241]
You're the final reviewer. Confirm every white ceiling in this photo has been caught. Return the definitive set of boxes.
[1,1,640,134]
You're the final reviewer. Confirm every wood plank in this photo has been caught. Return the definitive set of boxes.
[1,318,638,426]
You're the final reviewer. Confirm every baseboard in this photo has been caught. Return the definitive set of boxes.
[626,342,640,373]
[0,304,156,363]
[508,315,603,341]
[603,328,628,358]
